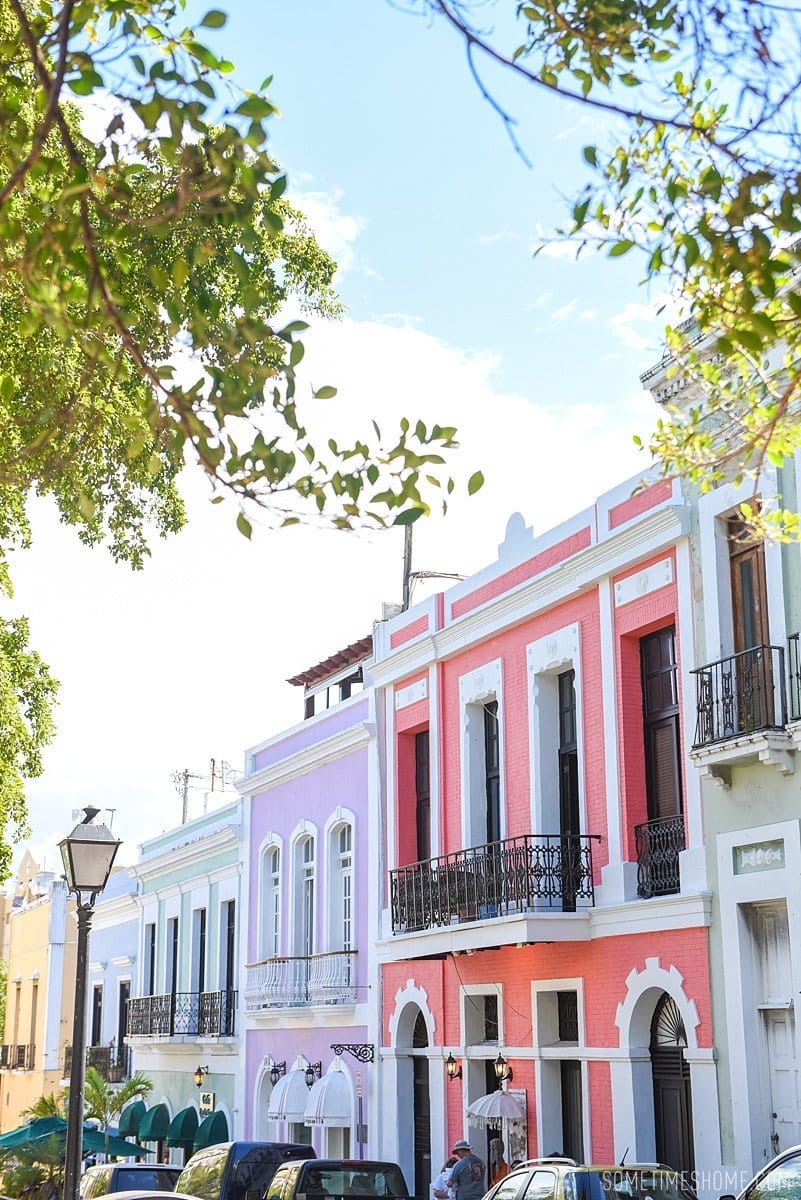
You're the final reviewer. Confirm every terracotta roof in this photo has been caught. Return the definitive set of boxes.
[287,634,373,688]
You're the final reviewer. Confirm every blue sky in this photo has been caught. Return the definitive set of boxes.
[14,0,672,868]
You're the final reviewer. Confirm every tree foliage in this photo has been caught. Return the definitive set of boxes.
[82,1065,153,1131]
[0,0,470,862]
[416,0,801,536]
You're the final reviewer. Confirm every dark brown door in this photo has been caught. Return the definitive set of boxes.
[560,1059,585,1162]
[415,730,431,862]
[651,995,695,1177]
[641,627,682,822]
[558,670,580,912]
[730,518,772,730]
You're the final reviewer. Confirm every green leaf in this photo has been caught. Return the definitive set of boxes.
[393,507,425,526]
[467,470,484,495]
[236,512,253,539]
[583,145,598,167]
[200,9,227,27]
[609,240,635,257]
[313,385,337,399]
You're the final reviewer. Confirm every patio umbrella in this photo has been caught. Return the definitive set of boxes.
[0,1118,66,1149]
[466,1089,525,1128]
[0,1119,146,1159]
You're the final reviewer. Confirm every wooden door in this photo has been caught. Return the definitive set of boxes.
[730,518,772,730]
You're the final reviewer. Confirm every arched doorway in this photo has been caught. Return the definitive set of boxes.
[650,993,695,1176]
[412,1010,432,1200]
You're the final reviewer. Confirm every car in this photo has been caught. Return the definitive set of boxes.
[264,1158,410,1200]
[720,1142,801,1200]
[80,1163,182,1199]
[483,1158,697,1200]
[176,1142,316,1200]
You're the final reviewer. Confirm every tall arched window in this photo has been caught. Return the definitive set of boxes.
[267,846,280,957]
[299,836,315,956]
[337,824,353,952]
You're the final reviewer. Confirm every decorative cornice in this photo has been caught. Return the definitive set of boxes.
[237,722,372,796]
[132,823,242,885]
[370,505,689,688]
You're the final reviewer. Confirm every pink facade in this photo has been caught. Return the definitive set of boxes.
[373,482,717,1195]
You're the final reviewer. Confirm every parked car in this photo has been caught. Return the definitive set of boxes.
[482,1159,696,1200]
[264,1158,410,1200]
[80,1163,182,1199]
[176,1142,316,1200]
[720,1143,801,1200]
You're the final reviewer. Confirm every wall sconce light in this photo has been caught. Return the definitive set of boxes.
[194,1064,210,1089]
[269,1061,286,1087]
[445,1053,462,1081]
[304,1061,322,1088]
[493,1052,513,1084]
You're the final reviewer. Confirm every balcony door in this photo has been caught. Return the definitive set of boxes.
[638,627,684,898]
[484,701,501,845]
[415,730,431,863]
[730,516,772,729]
[558,669,580,912]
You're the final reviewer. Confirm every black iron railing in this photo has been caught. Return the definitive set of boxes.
[788,634,801,722]
[635,814,685,898]
[692,644,786,747]
[390,833,598,934]
[4,1044,34,1069]
[127,990,236,1038]
[64,1042,131,1081]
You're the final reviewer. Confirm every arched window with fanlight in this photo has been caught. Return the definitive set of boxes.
[294,835,315,957]
[335,824,353,952]
[259,841,282,960]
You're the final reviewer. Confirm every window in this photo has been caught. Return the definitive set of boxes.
[192,908,207,994]
[746,1152,801,1200]
[90,985,103,1046]
[166,917,179,994]
[522,1172,557,1200]
[266,846,281,958]
[298,837,315,956]
[484,701,501,844]
[222,900,236,992]
[465,991,499,1045]
[144,923,156,995]
[303,668,364,719]
[557,991,579,1043]
[117,980,129,1071]
[337,825,353,953]
[641,627,682,822]
[415,730,431,862]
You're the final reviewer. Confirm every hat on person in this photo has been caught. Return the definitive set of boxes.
[452,1141,472,1152]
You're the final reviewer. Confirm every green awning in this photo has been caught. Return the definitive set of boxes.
[138,1103,170,1142]
[118,1101,147,1138]
[167,1106,199,1149]
[193,1110,228,1151]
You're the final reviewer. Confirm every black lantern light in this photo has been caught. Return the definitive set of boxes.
[305,1061,322,1088]
[445,1053,463,1081]
[194,1065,209,1088]
[269,1060,286,1087]
[493,1052,513,1084]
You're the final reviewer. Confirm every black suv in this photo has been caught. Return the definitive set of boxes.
[177,1142,316,1200]
[264,1159,409,1200]
[79,1163,181,1199]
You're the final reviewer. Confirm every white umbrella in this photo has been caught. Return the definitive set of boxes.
[466,1089,525,1127]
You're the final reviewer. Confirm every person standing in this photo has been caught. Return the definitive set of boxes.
[432,1156,457,1200]
[450,1140,486,1200]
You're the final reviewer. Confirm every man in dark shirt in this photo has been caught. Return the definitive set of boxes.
[449,1140,486,1200]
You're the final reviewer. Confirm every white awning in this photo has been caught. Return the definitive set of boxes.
[267,1069,309,1122]
[304,1069,351,1128]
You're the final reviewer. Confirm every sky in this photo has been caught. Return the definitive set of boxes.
[11,0,673,872]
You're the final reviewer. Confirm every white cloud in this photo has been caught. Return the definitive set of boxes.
[289,187,365,274]
[479,231,520,245]
[552,299,577,324]
[13,314,658,869]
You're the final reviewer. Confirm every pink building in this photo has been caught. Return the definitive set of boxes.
[371,477,722,1196]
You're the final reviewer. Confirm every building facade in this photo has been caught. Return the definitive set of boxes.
[125,798,242,1161]
[0,855,76,1130]
[371,483,722,1196]
[84,867,138,1086]
[238,638,379,1159]
[645,359,801,1181]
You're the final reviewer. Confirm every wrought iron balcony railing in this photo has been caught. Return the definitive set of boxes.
[635,814,685,898]
[126,989,236,1038]
[3,1043,34,1070]
[789,634,801,723]
[389,832,598,935]
[244,950,357,1011]
[692,644,787,747]
[64,1043,131,1082]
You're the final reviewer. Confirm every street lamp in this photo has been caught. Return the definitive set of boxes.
[60,808,121,1200]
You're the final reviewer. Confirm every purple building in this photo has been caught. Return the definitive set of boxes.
[237,636,378,1157]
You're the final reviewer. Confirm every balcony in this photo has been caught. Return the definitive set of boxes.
[1,1044,34,1070]
[635,815,685,898]
[244,950,357,1012]
[64,1043,130,1082]
[389,832,598,943]
[691,642,799,779]
[126,990,236,1039]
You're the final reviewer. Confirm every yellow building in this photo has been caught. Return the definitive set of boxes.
[0,853,77,1131]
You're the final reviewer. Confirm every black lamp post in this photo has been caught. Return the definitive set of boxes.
[60,808,121,1200]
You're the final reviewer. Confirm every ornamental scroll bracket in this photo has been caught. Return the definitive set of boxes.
[330,1043,375,1063]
